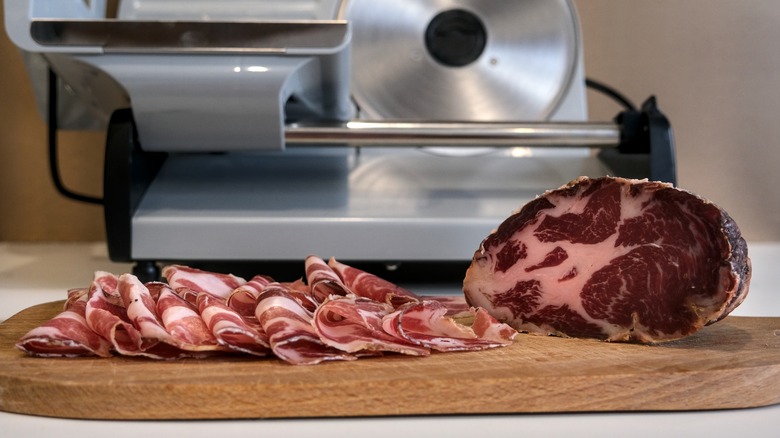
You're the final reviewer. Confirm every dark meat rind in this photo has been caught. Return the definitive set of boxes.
[710,208,751,323]
[463,176,751,343]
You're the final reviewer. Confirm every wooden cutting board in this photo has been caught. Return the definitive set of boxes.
[1,301,779,420]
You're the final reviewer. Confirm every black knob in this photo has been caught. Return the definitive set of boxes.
[425,9,487,67]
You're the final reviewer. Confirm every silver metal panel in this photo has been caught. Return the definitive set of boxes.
[348,0,582,122]
[117,0,346,21]
[30,20,350,54]
[131,149,611,261]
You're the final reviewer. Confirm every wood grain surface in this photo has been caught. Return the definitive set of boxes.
[1,301,779,420]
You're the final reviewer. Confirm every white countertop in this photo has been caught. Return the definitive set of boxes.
[1,241,779,437]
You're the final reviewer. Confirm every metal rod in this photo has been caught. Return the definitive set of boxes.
[285,121,621,148]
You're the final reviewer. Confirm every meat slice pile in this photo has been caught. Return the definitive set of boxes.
[463,176,751,343]
[17,256,515,364]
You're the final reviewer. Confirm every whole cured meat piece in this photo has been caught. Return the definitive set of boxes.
[328,258,420,307]
[313,295,430,356]
[162,265,246,300]
[16,289,112,358]
[463,176,751,343]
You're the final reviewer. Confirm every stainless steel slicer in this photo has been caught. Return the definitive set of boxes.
[5,0,675,280]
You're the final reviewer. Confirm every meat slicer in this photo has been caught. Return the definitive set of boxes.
[5,0,675,281]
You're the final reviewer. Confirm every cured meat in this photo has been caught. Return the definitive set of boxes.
[306,255,352,303]
[17,259,518,363]
[226,275,273,316]
[153,283,225,353]
[197,292,271,356]
[85,273,147,356]
[118,276,192,358]
[382,300,516,351]
[313,295,430,356]
[255,283,355,365]
[328,258,420,307]
[470,307,522,344]
[64,287,89,309]
[162,265,246,300]
[16,289,112,357]
[281,279,319,312]
[463,176,751,343]
[419,295,472,316]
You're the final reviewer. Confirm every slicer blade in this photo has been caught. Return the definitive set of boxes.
[347,0,582,122]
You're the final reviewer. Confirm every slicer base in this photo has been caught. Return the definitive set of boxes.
[126,148,611,263]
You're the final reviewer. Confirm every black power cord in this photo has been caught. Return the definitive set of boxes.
[585,77,637,112]
[47,69,104,205]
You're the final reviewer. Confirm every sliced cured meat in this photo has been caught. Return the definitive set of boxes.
[419,295,471,316]
[64,287,88,309]
[328,258,420,307]
[255,283,355,365]
[197,292,271,356]
[463,176,752,343]
[118,276,190,358]
[92,270,120,299]
[313,295,429,356]
[16,290,112,357]
[119,276,168,340]
[470,307,520,344]
[305,255,352,303]
[162,265,246,300]
[382,300,516,351]
[17,259,519,363]
[281,279,319,312]
[154,283,226,353]
[85,274,146,356]
[226,275,273,317]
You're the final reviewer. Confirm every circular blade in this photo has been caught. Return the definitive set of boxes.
[347,0,580,122]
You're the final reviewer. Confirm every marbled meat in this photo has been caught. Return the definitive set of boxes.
[17,259,516,364]
[463,176,751,343]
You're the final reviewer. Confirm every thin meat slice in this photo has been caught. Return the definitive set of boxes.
[470,308,521,344]
[328,258,420,307]
[162,265,246,300]
[463,176,752,343]
[305,255,352,303]
[382,300,516,351]
[154,283,227,353]
[85,275,147,356]
[313,295,430,356]
[226,275,273,317]
[281,279,319,312]
[419,295,472,316]
[419,297,517,343]
[91,270,121,301]
[64,287,88,309]
[119,276,167,339]
[16,290,112,358]
[255,283,355,365]
[197,293,271,356]
[118,276,192,358]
